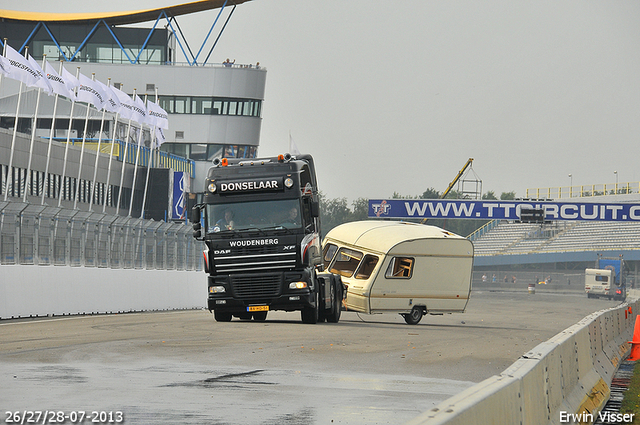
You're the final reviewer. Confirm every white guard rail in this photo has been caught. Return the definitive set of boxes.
[0,265,205,318]
[407,291,640,425]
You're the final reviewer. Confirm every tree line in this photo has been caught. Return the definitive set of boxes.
[318,188,517,238]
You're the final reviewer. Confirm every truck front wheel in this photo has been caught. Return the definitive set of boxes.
[253,311,268,321]
[301,292,319,324]
[214,311,232,322]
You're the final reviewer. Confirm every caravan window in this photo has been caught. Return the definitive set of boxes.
[595,275,608,282]
[330,248,363,278]
[385,257,414,279]
[355,255,379,279]
[323,244,338,268]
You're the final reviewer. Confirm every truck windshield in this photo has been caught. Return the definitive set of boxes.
[206,199,302,233]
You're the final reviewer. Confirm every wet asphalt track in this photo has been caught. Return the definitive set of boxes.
[0,289,616,424]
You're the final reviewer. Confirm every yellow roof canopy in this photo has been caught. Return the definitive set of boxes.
[0,0,252,25]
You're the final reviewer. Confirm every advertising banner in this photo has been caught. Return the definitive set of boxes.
[171,171,190,220]
[368,199,640,222]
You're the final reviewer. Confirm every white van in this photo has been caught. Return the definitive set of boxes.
[322,220,474,324]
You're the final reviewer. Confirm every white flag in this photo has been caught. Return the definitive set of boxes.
[154,127,166,148]
[110,86,135,120]
[61,66,80,93]
[4,44,41,87]
[146,100,169,129]
[131,94,147,125]
[76,72,108,110]
[27,56,53,95]
[44,61,75,99]
[97,80,121,113]
[0,55,10,75]
[289,133,301,156]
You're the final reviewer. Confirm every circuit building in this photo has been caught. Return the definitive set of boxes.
[0,1,265,215]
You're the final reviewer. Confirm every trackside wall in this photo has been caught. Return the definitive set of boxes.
[406,292,640,425]
[0,265,205,319]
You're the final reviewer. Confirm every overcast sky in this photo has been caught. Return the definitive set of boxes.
[4,1,640,202]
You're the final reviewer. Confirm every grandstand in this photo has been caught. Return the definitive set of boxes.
[470,191,640,286]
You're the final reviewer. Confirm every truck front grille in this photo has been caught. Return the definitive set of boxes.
[215,252,296,273]
[231,274,281,299]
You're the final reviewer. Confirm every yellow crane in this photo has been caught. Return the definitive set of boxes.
[421,158,474,224]
[441,158,474,200]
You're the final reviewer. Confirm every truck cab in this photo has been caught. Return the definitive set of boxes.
[192,153,344,323]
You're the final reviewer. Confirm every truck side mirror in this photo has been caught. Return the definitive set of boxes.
[311,200,320,218]
[190,206,201,224]
[191,206,203,240]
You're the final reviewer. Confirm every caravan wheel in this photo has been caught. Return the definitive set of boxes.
[403,306,424,325]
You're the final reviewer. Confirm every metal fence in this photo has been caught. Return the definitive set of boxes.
[0,201,202,271]
[525,181,640,199]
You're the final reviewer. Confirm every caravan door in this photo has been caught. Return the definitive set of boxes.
[369,256,419,312]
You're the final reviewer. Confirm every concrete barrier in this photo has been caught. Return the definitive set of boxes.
[0,265,206,319]
[407,292,640,425]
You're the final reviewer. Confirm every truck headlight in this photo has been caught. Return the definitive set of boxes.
[207,183,216,193]
[289,281,308,289]
[209,286,226,293]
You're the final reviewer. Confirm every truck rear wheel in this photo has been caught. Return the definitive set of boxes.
[402,306,423,325]
[214,311,232,322]
[325,280,342,323]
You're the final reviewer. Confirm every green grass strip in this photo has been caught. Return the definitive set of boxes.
[620,361,640,424]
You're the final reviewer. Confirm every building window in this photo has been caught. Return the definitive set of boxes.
[207,145,224,161]
[174,97,190,114]
[190,144,208,161]
[160,143,256,161]
[158,96,262,117]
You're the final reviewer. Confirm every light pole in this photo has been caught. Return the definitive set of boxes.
[614,171,618,194]
[568,174,572,197]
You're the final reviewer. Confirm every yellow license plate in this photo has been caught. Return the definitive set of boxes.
[247,305,269,312]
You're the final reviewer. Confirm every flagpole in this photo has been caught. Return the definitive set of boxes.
[0,38,5,89]
[73,73,97,210]
[116,88,136,216]
[3,46,26,202]
[22,54,47,203]
[41,61,63,205]
[128,94,147,217]
[141,88,159,219]
[89,78,111,212]
[102,110,120,213]
[58,67,80,208]
[103,84,122,213]
[0,39,9,201]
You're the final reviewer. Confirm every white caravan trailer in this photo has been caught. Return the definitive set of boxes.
[322,220,474,324]
[584,268,615,299]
